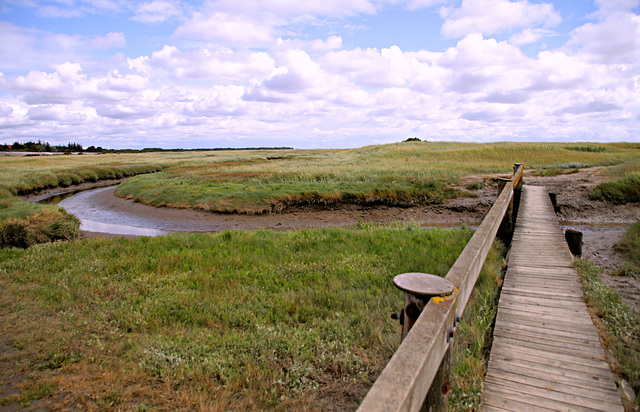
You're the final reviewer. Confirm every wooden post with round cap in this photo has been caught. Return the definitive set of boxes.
[392,272,456,411]
[392,272,455,341]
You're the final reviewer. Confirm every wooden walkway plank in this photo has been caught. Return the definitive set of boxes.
[482,185,623,411]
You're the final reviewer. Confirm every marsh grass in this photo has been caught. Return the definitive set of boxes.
[575,259,640,408]
[0,153,175,247]
[3,141,639,246]
[614,222,640,276]
[590,157,640,204]
[0,225,504,410]
[0,189,79,248]
[115,142,640,214]
[591,172,640,204]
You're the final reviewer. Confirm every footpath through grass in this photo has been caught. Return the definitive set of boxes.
[0,225,504,410]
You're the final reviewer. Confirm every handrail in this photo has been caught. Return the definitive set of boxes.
[357,163,524,412]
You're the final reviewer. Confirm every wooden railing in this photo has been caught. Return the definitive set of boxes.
[357,163,524,412]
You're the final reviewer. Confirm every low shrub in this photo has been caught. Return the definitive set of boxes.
[590,172,640,204]
[614,222,640,274]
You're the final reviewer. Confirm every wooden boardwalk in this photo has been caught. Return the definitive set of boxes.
[482,185,623,411]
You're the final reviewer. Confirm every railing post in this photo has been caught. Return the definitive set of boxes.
[497,178,513,245]
[391,273,455,411]
[392,273,455,341]
[497,164,524,245]
[424,343,452,412]
[512,163,523,229]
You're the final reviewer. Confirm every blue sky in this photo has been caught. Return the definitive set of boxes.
[0,0,639,149]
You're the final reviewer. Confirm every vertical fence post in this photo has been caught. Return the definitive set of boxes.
[512,163,523,228]
[424,343,452,412]
[391,273,455,411]
[497,178,513,245]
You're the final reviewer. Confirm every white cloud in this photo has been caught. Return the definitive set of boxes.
[0,103,14,117]
[593,0,639,14]
[441,0,561,38]
[174,11,274,46]
[210,0,378,18]
[90,32,126,49]
[401,0,449,11]
[27,105,79,121]
[322,46,417,88]
[132,0,182,23]
[1,1,639,147]
[567,11,640,64]
[510,28,553,46]
[150,45,275,83]
[311,36,343,51]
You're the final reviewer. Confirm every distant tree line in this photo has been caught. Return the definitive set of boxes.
[0,140,91,153]
[0,140,292,154]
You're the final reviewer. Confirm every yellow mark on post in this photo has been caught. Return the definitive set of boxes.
[432,288,459,305]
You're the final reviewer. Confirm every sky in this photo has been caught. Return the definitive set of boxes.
[0,0,639,149]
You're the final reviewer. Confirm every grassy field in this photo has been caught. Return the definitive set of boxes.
[2,142,639,247]
[0,225,504,410]
[115,142,640,213]
[2,141,640,409]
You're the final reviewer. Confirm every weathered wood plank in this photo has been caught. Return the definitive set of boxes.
[482,185,622,411]
[490,339,613,372]
[487,353,617,386]
[484,376,623,410]
[483,382,604,412]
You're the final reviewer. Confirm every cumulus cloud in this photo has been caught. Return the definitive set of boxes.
[0,103,14,117]
[593,0,639,14]
[150,45,275,83]
[554,100,623,115]
[311,36,343,51]
[440,0,561,38]
[322,46,416,88]
[510,28,554,46]
[28,105,67,121]
[1,0,639,147]
[566,10,640,64]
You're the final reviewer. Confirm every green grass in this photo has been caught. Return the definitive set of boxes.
[615,222,640,275]
[0,188,79,248]
[591,172,640,204]
[115,142,640,214]
[0,153,170,247]
[575,259,640,408]
[2,142,639,247]
[0,224,504,410]
[590,156,640,204]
